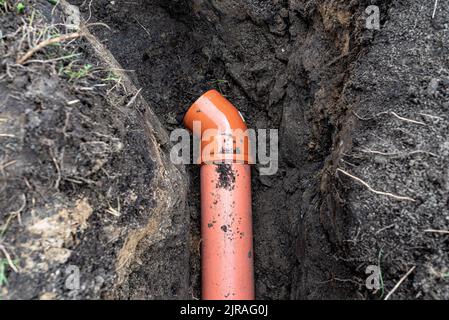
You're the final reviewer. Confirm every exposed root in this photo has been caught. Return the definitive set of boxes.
[336,168,416,202]
[353,111,426,126]
[53,158,62,190]
[432,0,439,19]
[358,148,437,158]
[135,19,151,38]
[0,160,16,172]
[0,244,18,273]
[424,229,449,235]
[375,224,396,234]
[0,194,27,236]
[418,113,444,121]
[390,112,426,126]
[384,266,416,300]
[16,32,82,64]
[12,194,26,226]
[126,88,142,108]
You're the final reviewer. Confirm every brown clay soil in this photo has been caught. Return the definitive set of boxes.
[1,0,448,300]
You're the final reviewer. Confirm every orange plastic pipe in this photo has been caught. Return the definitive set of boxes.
[184,90,254,300]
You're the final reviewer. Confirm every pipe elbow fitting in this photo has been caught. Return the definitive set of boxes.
[184,90,255,300]
[183,90,251,164]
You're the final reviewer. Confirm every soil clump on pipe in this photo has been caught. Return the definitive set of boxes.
[216,164,236,191]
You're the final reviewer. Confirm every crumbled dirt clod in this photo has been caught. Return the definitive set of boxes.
[215,164,236,191]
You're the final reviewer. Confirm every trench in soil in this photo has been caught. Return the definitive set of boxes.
[76,0,358,299]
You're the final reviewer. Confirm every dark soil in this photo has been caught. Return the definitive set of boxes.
[334,1,449,299]
[72,0,372,299]
[2,0,448,300]
[1,0,187,300]
[74,0,449,300]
